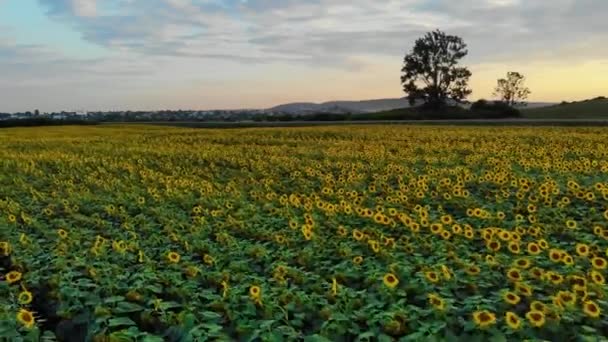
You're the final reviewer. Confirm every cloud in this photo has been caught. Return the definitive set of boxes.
[33,0,608,69]
[2,0,607,111]
[71,0,97,17]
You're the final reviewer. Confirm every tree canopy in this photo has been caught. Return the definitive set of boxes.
[493,71,531,107]
[400,30,472,109]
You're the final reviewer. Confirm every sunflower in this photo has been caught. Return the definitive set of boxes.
[583,300,601,318]
[507,268,523,282]
[529,268,544,280]
[451,224,463,235]
[425,271,440,283]
[566,220,577,229]
[6,271,22,284]
[502,291,521,305]
[464,230,474,239]
[591,257,607,270]
[18,290,33,305]
[441,265,452,280]
[538,239,549,249]
[485,254,498,266]
[594,226,604,236]
[353,256,364,265]
[0,241,11,256]
[16,309,35,329]
[352,229,364,241]
[527,242,541,255]
[466,265,481,276]
[514,258,531,269]
[546,271,564,285]
[570,275,587,288]
[515,282,533,297]
[498,231,511,241]
[249,285,261,301]
[430,223,443,234]
[302,228,313,241]
[184,266,200,278]
[526,310,546,328]
[576,243,590,257]
[472,310,496,328]
[57,229,68,239]
[530,300,547,313]
[505,311,521,330]
[590,270,606,285]
[167,252,180,264]
[549,249,563,262]
[428,293,446,311]
[383,273,399,289]
[487,240,501,252]
[508,241,521,254]
[557,290,576,307]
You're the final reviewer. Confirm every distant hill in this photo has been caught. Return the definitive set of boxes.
[522,97,608,119]
[269,98,554,115]
[269,98,414,114]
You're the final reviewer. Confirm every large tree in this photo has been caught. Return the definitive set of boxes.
[493,71,531,107]
[400,30,472,108]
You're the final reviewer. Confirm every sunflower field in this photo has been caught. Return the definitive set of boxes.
[1,125,608,341]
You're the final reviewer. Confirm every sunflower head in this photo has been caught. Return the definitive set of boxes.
[576,243,590,256]
[507,268,522,282]
[583,300,601,318]
[167,252,181,264]
[353,256,364,265]
[514,258,531,269]
[502,291,521,305]
[16,309,35,329]
[425,271,440,283]
[383,273,399,289]
[472,310,496,328]
[505,311,521,330]
[249,285,261,299]
[530,300,547,313]
[515,282,533,297]
[427,293,446,311]
[557,291,576,307]
[527,242,541,255]
[592,257,607,270]
[18,291,33,305]
[526,310,546,328]
[57,229,68,239]
[6,271,22,285]
[0,241,10,256]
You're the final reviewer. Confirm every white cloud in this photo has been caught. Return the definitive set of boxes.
[71,0,97,17]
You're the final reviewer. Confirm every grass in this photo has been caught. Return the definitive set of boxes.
[522,97,608,119]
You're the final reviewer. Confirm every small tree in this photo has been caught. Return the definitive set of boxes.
[400,29,472,109]
[493,72,531,107]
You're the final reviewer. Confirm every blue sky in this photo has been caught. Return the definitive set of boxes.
[1,0,607,112]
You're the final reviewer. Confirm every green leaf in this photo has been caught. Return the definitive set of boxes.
[303,334,334,342]
[104,296,125,304]
[201,311,222,320]
[114,302,144,314]
[141,335,165,342]
[107,317,137,327]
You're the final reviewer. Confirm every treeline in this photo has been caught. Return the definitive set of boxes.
[255,101,520,122]
[0,118,98,128]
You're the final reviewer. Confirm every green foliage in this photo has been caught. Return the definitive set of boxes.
[522,97,608,119]
[401,29,472,107]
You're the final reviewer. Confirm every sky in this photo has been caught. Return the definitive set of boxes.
[1,0,607,112]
